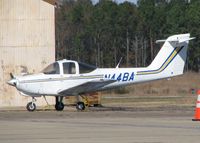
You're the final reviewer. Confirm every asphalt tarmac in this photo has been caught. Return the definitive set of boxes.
[0,107,200,143]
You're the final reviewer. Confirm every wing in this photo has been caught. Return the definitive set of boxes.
[58,79,116,96]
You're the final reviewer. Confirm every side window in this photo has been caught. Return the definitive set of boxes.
[79,62,96,74]
[42,62,60,74]
[63,62,76,74]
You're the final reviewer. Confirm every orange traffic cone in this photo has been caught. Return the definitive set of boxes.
[192,90,200,121]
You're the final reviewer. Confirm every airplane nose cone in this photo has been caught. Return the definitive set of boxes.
[7,79,17,86]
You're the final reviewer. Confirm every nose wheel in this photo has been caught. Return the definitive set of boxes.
[26,97,36,112]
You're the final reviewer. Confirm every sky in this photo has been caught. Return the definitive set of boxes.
[91,0,138,5]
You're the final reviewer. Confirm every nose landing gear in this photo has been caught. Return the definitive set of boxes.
[26,97,36,112]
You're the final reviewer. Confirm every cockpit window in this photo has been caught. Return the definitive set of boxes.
[42,62,60,74]
[78,62,96,74]
[63,62,76,74]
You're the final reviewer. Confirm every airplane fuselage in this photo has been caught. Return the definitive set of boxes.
[15,66,175,96]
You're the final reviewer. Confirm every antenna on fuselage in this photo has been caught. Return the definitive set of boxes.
[116,57,123,68]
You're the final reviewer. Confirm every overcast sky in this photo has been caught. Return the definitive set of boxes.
[91,0,138,5]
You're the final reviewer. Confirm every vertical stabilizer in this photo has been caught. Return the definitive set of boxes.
[137,33,194,77]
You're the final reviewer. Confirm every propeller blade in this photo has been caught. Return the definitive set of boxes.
[10,73,14,79]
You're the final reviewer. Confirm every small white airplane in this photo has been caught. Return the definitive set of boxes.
[7,33,195,111]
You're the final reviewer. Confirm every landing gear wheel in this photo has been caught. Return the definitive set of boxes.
[76,102,85,111]
[55,102,64,111]
[55,96,64,111]
[26,102,36,112]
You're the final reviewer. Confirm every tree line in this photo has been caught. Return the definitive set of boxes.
[55,0,200,71]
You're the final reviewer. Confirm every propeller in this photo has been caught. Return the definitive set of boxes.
[7,73,17,87]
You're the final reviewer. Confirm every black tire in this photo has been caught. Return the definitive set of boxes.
[76,102,85,111]
[55,102,64,111]
[26,102,36,112]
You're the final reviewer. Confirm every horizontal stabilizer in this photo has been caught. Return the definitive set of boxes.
[156,39,166,43]
[156,36,195,44]
[179,37,195,43]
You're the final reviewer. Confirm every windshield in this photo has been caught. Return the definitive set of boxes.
[42,62,60,74]
[78,62,96,74]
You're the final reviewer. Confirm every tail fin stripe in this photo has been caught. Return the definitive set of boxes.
[136,46,184,75]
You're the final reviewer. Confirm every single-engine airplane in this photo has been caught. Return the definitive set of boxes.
[7,33,195,111]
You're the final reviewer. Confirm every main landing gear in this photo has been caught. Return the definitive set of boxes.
[54,96,87,111]
[55,96,64,111]
[75,95,88,111]
[54,96,86,111]
[26,97,36,112]
[76,101,85,111]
